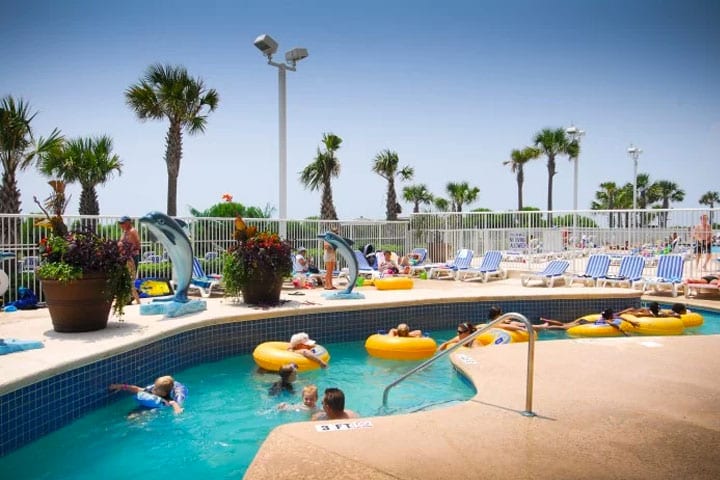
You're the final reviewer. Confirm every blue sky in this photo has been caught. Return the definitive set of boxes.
[3,0,719,219]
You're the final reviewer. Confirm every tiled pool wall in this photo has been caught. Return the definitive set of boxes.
[0,296,636,456]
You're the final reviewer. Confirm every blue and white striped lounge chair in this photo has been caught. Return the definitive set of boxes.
[643,254,685,297]
[428,249,474,280]
[521,260,569,287]
[457,250,507,283]
[597,255,645,289]
[406,248,429,276]
[190,257,222,298]
[565,254,611,287]
[338,250,379,282]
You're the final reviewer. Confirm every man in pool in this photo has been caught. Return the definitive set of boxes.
[312,387,357,421]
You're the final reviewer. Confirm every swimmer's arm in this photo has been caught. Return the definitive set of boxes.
[408,330,422,337]
[301,350,327,368]
[109,383,142,393]
[166,399,184,414]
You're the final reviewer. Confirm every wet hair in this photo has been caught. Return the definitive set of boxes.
[671,303,687,315]
[601,309,614,320]
[302,384,318,399]
[323,387,345,412]
[153,375,174,397]
[397,323,410,337]
[457,322,475,334]
[649,302,660,316]
[278,363,297,380]
[488,306,503,320]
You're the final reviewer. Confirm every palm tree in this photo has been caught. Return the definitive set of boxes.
[446,181,480,212]
[533,128,571,214]
[0,95,63,214]
[699,191,720,225]
[653,180,685,227]
[503,146,540,210]
[39,136,122,216]
[371,149,414,220]
[402,184,434,213]
[591,182,623,228]
[433,197,450,212]
[125,64,219,216]
[300,133,342,220]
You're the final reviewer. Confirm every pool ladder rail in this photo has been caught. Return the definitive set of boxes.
[382,312,536,417]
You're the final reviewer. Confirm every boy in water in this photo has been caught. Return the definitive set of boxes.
[109,375,184,414]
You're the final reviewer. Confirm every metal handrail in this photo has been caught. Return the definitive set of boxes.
[382,312,536,417]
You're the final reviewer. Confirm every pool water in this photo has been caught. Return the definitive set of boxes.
[0,332,475,479]
[1,309,717,479]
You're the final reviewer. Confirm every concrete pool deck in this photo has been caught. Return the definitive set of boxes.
[1,278,719,479]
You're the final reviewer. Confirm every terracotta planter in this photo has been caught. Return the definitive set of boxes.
[42,273,112,332]
[241,273,284,305]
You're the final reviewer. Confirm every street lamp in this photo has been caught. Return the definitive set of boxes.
[254,34,309,238]
[566,125,585,247]
[565,125,585,213]
[627,145,643,212]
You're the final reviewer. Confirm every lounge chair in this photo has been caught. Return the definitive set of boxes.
[597,255,645,289]
[565,254,611,287]
[683,276,720,298]
[427,249,474,280]
[520,260,569,287]
[642,254,685,297]
[189,257,222,298]
[457,250,507,283]
[346,250,381,279]
[405,248,429,276]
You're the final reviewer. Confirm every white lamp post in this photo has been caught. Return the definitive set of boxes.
[566,125,585,247]
[254,34,309,238]
[627,145,643,211]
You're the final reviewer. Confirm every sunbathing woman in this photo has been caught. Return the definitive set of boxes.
[686,274,719,285]
[541,308,640,331]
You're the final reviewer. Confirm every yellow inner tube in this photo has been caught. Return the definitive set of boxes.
[374,277,414,290]
[566,314,626,338]
[252,341,330,371]
[365,334,437,360]
[620,315,685,336]
[676,311,703,328]
[475,328,535,346]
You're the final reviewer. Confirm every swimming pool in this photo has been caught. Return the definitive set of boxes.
[2,305,718,479]
[0,332,475,479]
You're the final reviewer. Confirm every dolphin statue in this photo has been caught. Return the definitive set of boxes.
[318,231,364,299]
[139,211,193,303]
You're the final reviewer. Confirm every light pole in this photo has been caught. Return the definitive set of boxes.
[254,34,309,238]
[566,125,585,248]
[627,145,643,211]
[627,144,643,230]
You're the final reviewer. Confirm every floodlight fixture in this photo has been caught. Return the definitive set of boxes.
[254,34,278,58]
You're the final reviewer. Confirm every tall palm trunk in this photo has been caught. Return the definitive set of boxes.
[546,155,556,223]
[79,183,99,216]
[321,179,337,220]
[0,168,21,214]
[386,178,397,220]
[164,122,183,216]
[516,166,524,210]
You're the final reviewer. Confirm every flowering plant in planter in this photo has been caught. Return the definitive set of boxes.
[222,217,293,303]
[34,181,133,317]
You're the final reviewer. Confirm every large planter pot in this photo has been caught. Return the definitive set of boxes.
[241,273,284,305]
[41,273,112,333]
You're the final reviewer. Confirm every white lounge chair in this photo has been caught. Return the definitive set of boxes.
[521,260,569,287]
[597,255,645,289]
[428,249,474,280]
[189,257,222,298]
[565,254,611,287]
[643,254,685,297]
[457,251,506,283]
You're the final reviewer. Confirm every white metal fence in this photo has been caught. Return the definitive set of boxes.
[1,208,718,304]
